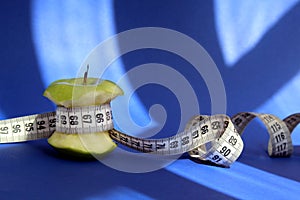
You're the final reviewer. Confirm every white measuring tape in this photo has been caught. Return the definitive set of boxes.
[109,114,243,167]
[0,112,56,143]
[56,104,113,134]
[0,103,299,167]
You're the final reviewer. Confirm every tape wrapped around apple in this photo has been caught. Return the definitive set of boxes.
[43,77,123,159]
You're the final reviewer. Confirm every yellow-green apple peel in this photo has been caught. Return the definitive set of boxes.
[44,78,123,158]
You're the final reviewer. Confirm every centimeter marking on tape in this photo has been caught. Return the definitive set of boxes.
[0,112,56,143]
[56,104,114,134]
[109,114,244,167]
[0,103,300,167]
[0,104,113,143]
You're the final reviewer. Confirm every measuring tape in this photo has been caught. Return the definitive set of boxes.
[109,114,243,167]
[231,112,294,157]
[0,112,56,143]
[0,103,299,167]
[56,104,113,134]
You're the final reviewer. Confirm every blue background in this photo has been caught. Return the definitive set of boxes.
[0,0,300,199]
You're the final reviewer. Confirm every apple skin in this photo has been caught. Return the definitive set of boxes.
[47,131,117,160]
[43,78,123,159]
[43,78,123,108]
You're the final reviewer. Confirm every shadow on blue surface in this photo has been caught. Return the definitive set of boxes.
[1,139,299,199]
[0,0,300,199]
[0,141,232,199]
[113,0,300,115]
[113,0,300,177]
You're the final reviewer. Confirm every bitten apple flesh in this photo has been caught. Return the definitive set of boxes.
[43,78,123,159]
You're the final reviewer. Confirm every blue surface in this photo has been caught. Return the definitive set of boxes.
[1,0,300,199]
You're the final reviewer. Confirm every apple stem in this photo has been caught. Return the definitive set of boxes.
[83,64,89,85]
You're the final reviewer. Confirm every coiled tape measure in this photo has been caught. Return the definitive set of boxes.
[0,103,299,167]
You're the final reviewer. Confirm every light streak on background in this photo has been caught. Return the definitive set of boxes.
[29,0,300,198]
[31,0,151,134]
[214,0,299,67]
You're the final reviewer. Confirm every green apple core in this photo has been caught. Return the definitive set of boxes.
[44,78,123,159]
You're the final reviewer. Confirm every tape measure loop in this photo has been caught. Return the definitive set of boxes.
[1,103,300,168]
[186,114,243,167]
[232,112,293,158]
[283,113,300,133]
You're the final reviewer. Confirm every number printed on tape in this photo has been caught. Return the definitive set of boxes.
[0,112,56,143]
[0,102,300,167]
[55,104,114,134]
